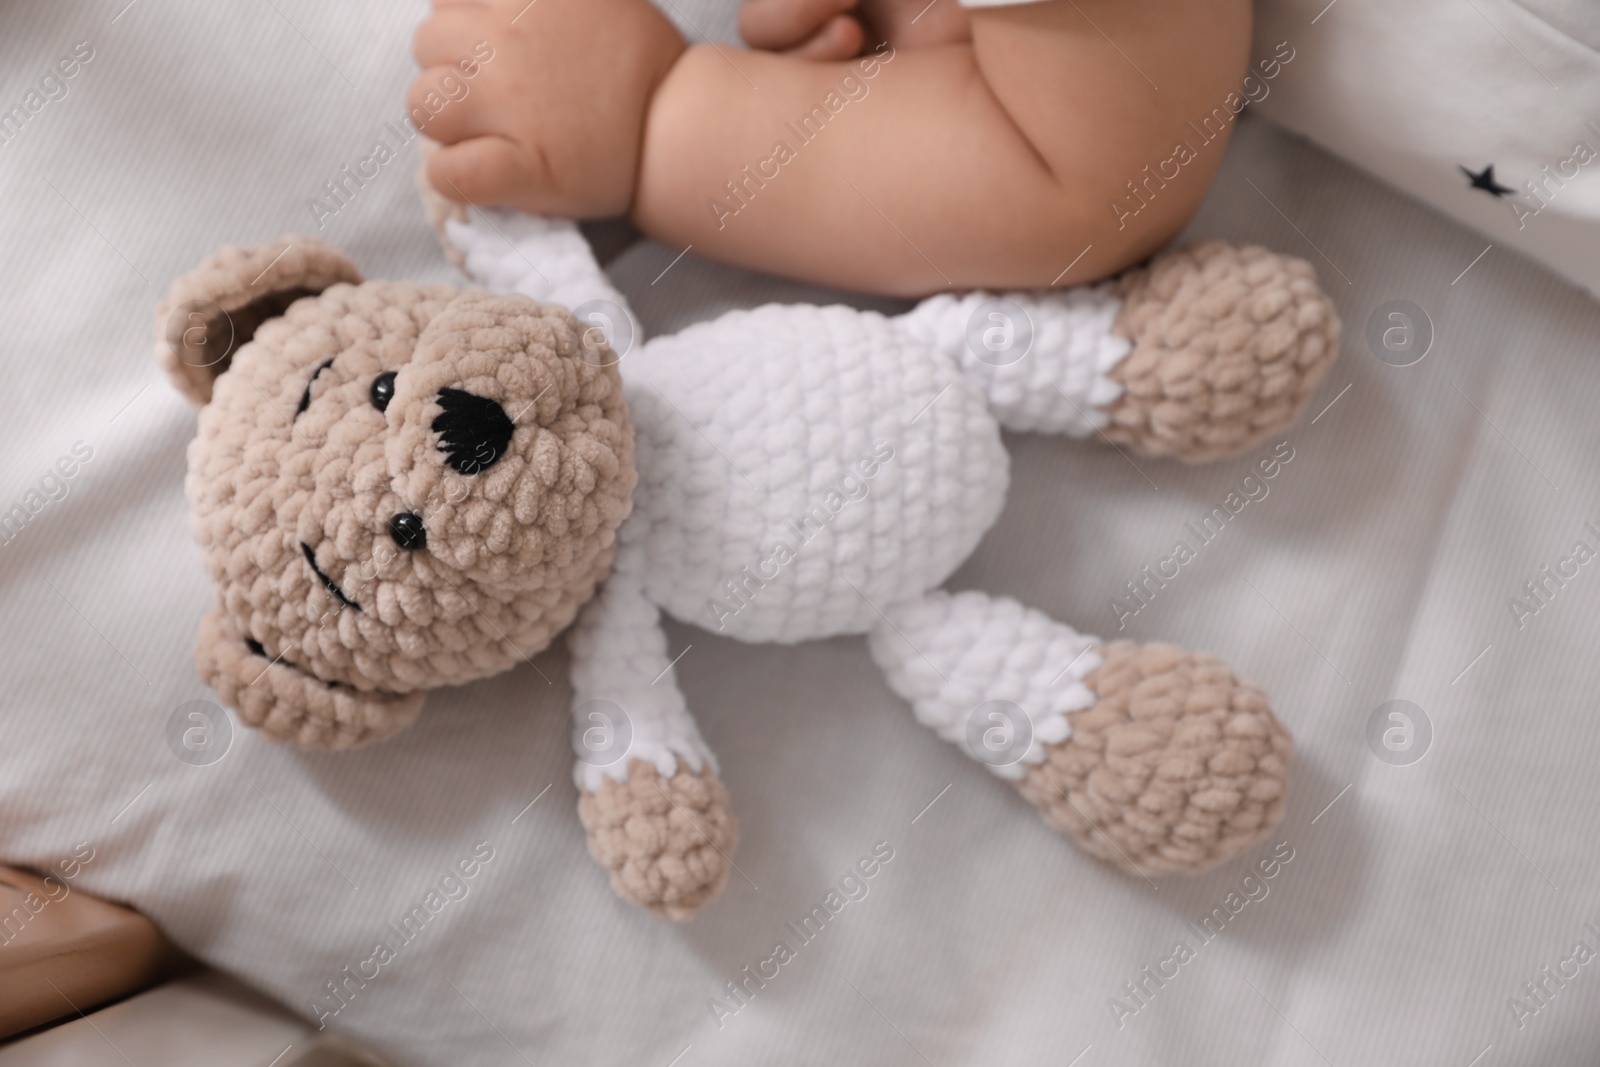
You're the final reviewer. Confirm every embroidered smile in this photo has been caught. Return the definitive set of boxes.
[300,541,362,612]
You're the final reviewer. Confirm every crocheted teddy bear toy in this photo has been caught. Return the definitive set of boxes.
[156,207,1337,920]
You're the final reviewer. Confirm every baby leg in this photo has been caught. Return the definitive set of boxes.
[868,590,1290,875]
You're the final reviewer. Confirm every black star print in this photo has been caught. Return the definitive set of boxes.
[1460,164,1516,198]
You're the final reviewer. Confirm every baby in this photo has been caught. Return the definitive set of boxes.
[408,0,1252,296]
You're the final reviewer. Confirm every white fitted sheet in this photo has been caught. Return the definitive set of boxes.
[3,2,1600,1065]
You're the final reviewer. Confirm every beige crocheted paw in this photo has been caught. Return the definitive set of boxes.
[1101,242,1340,463]
[578,760,737,921]
[195,610,425,750]
[1015,641,1291,876]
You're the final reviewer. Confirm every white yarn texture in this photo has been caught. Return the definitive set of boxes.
[445,211,1121,790]
[621,305,1007,643]
[897,288,1129,435]
[867,590,1102,781]
[445,209,640,358]
[566,547,713,789]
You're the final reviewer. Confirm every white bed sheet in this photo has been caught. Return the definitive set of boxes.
[3,2,1600,1065]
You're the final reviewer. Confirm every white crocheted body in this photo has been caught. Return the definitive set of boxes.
[623,304,1010,644]
[439,208,1120,790]
[564,309,1013,789]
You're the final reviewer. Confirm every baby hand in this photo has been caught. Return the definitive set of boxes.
[410,0,685,217]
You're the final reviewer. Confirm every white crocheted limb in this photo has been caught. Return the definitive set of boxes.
[896,287,1129,435]
[867,590,1102,782]
[567,545,715,793]
[444,207,641,356]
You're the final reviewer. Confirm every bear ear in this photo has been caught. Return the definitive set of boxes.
[154,236,362,405]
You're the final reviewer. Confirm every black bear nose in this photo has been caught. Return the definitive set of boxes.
[388,511,427,551]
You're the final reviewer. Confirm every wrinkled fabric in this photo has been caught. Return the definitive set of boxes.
[3,2,1600,1065]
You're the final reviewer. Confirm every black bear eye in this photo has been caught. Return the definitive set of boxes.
[433,388,514,475]
[388,511,427,551]
[370,371,397,412]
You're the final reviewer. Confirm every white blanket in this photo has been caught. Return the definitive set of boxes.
[4,2,1600,1065]
[1253,0,1600,299]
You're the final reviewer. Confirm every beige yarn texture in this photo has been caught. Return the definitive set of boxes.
[577,760,737,921]
[1105,242,1340,462]
[196,609,424,749]
[154,237,363,405]
[163,244,635,750]
[1015,641,1292,875]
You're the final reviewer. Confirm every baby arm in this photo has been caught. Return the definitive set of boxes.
[636,0,1253,295]
[411,0,1251,297]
